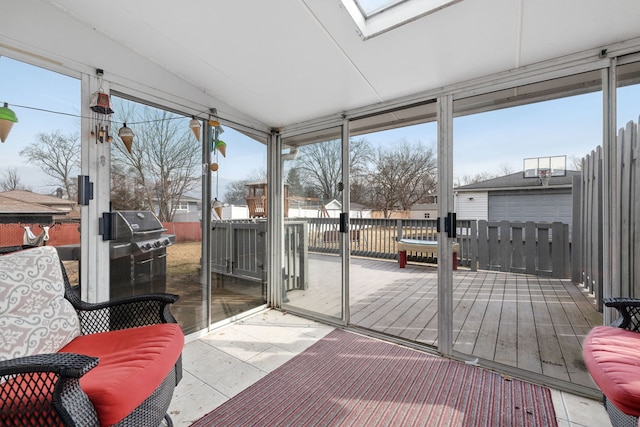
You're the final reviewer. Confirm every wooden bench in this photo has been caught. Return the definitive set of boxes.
[397,239,460,270]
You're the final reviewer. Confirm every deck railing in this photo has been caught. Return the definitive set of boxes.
[294,217,570,278]
[210,218,572,284]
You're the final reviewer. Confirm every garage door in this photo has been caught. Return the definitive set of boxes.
[488,193,572,227]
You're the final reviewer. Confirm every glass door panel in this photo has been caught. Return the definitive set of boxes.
[0,57,82,286]
[451,71,603,391]
[110,99,268,335]
[281,126,345,320]
[209,126,268,326]
[348,103,439,345]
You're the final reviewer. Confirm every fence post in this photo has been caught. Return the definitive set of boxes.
[478,220,488,269]
[470,220,478,271]
[524,222,536,275]
[572,175,582,283]
[500,220,511,272]
[551,222,565,278]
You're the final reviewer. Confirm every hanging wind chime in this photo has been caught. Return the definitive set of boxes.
[209,113,226,219]
[89,69,114,144]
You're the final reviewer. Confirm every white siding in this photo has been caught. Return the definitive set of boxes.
[454,192,488,221]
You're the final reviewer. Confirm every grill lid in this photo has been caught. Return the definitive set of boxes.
[115,211,164,233]
[109,211,175,258]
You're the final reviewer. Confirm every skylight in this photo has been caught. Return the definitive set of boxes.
[342,0,460,39]
[354,0,407,18]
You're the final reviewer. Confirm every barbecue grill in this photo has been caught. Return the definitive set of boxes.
[109,211,175,299]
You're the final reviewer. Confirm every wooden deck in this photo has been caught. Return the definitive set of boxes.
[285,253,602,390]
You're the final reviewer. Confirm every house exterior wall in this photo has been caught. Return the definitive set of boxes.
[454,192,488,221]
[410,203,438,219]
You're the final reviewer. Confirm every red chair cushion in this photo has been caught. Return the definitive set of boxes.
[59,323,183,427]
[583,325,640,416]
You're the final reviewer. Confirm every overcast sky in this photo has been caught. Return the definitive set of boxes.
[1,56,639,195]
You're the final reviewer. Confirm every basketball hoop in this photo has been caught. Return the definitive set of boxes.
[538,169,551,187]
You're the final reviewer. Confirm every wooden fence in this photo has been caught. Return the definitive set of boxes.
[0,223,80,247]
[292,217,571,278]
[578,146,603,310]
[577,119,640,307]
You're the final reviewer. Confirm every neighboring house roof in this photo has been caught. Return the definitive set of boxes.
[0,190,76,211]
[455,171,581,192]
[0,195,65,224]
[175,194,200,203]
[324,199,342,210]
[0,195,63,214]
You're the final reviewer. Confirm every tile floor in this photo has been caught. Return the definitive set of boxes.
[168,309,612,427]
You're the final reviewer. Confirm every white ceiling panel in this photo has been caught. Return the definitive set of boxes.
[519,0,640,66]
[310,0,522,101]
[2,0,640,130]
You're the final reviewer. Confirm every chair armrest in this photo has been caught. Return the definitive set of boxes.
[0,352,98,377]
[0,353,99,426]
[604,298,640,331]
[72,293,180,334]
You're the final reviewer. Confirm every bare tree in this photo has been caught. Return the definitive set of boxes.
[0,167,29,191]
[110,164,147,210]
[497,162,514,175]
[455,171,495,187]
[224,169,266,205]
[112,103,200,221]
[19,131,80,199]
[358,139,437,217]
[292,137,372,200]
[568,155,583,171]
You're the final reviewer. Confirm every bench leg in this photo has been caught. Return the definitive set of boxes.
[399,250,406,268]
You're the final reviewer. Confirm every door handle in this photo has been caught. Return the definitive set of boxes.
[339,212,348,233]
[442,212,457,238]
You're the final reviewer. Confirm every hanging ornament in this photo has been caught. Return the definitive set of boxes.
[214,139,226,157]
[210,162,219,172]
[118,123,134,153]
[189,116,201,141]
[0,103,18,143]
[212,198,223,219]
[89,69,113,144]
[89,90,114,115]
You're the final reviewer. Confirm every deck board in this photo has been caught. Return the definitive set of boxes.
[285,255,602,390]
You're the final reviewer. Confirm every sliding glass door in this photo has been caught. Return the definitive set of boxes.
[347,102,440,344]
[450,70,604,393]
[281,126,346,322]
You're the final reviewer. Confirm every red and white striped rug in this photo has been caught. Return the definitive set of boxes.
[192,329,557,427]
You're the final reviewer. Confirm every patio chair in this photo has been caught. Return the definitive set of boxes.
[0,246,184,426]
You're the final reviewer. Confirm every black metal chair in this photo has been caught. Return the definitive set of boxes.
[0,251,183,427]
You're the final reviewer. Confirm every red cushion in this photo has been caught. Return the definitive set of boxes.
[59,323,183,427]
[583,326,640,416]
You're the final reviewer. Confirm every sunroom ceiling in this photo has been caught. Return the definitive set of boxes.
[2,0,640,130]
